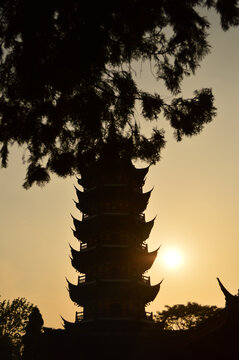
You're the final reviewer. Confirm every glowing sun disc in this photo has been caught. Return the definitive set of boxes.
[163,249,182,268]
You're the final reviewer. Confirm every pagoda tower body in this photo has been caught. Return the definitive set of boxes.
[65,150,161,331]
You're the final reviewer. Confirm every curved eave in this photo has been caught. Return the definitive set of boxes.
[62,317,76,330]
[133,188,153,213]
[68,278,162,306]
[75,185,97,200]
[71,215,98,240]
[141,188,153,202]
[70,245,89,273]
[68,280,136,306]
[71,244,158,258]
[71,257,80,272]
[72,216,81,232]
[71,216,99,241]
[70,245,159,273]
[217,277,236,307]
[73,186,85,212]
[137,247,159,272]
[68,281,96,307]
[74,201,81,212]
[133,166,149,181]
[74,186,153,213]
[145,283,160,303]
[140,280,163,304]
[72,228,81,241]
[70,245,79,259]
[134,217,155,241]
[144,218,155,240]
[74,186,83,202]
[77,177,83,187]
[72,214,155,242]
[71,247,96,273]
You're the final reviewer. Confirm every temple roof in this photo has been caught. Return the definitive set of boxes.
[72,214,155,242]
[74,186,153,214]
[68,278,162,307]
[70,244,159,274]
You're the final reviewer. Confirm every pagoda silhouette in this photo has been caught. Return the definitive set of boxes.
[64,140,162,331]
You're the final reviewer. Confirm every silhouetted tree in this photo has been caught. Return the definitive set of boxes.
[0,296,34,359]
[0,334,14,360]
[0,1,238,187]
[155,302,222,330]
[22,307,44,360]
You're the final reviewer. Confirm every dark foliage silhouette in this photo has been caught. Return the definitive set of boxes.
[155,302,222,330]
[22,307,44,360]
[0,1,238,187]
[0,334,14,360]
[0,296,34,359]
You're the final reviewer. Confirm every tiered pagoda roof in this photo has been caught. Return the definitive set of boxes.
[71,214,155,243]
[74,186,153,214]
[70,244,159,274]
[65,146,161,330]
[68,279,161,308]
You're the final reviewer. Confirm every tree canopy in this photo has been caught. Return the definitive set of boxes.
[0,296,36,358]
[155,302,222,330]
[0,0,238,187]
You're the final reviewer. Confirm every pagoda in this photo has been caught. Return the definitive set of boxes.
[65,143,162,331]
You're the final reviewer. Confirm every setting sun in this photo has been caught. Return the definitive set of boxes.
[163,249,183,269]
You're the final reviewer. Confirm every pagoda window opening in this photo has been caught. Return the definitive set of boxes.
[80,242,87,251]
[137,213,145,221]
[141,275,150,284]
[145,311,153,320]
[141,242,148,251]
[75,310,84,322]
[78,274,86,284]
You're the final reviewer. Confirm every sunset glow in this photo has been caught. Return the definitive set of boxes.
[163,249,183,269]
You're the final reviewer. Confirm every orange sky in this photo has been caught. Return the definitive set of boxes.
[1,13,239,328]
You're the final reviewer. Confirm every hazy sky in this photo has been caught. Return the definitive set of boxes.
[1,12,239,328]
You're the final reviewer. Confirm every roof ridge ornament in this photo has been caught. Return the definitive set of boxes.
[217,277,236,307]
